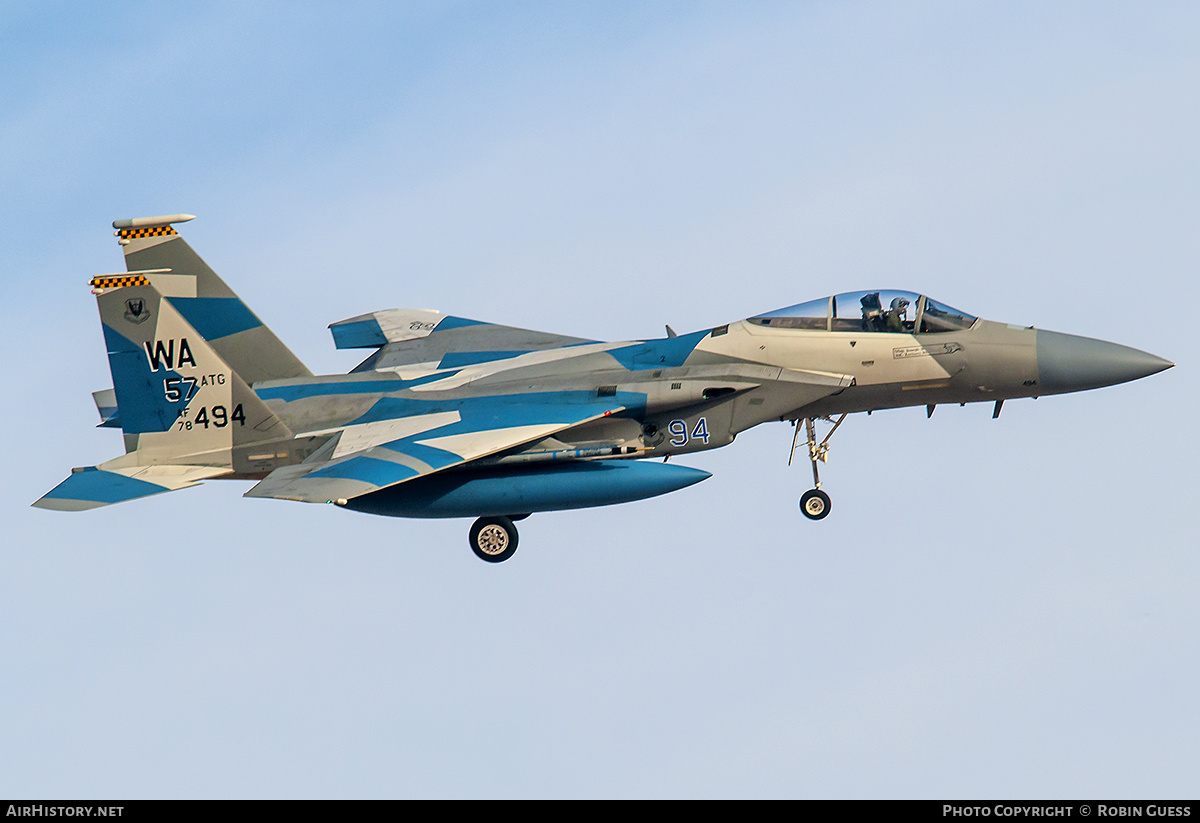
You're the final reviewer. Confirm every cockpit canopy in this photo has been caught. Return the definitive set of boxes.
[749,290,977,333]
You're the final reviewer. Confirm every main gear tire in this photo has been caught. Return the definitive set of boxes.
[469,516,519,562]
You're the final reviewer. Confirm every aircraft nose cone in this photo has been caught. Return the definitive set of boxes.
[1036,330,1173,394]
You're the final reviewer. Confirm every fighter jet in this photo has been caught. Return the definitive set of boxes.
[35,215,1173,562]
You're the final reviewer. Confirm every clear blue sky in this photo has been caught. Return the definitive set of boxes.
[2,1,1196,798]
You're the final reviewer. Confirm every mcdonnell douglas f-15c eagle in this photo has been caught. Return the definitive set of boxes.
[35,215,1173,562]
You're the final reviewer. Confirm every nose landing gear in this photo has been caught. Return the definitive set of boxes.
[800,488,831,520]
[790,414,847,521]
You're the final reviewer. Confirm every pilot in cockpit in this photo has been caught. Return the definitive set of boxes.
[886,296,910,333]
[860,292,911,332]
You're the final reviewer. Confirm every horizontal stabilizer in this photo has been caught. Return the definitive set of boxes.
[33,465,228,511]
[92,388,120,428]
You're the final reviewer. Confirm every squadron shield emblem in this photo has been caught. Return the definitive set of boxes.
[124,298,151,324]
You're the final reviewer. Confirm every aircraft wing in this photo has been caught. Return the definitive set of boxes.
[243,390,635,504]
[329,309,596,372]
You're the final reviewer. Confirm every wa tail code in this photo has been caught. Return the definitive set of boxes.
[144,337,196,371]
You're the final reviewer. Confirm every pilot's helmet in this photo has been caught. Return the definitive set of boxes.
[890,297,910,315]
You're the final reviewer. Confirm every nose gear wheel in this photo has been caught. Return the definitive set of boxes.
[800,488,831,520]
[789,414,847,520]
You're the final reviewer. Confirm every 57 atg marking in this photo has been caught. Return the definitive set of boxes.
[163,377,197,402]
[163,373,226,401]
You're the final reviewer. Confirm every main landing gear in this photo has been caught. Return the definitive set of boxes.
[468,514,529,563]
[790,414,847,521]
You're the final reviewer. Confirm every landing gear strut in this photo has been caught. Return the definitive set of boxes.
[789,414,847,520]
[469,516,519,562]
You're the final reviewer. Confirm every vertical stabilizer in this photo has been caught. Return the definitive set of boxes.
[32,216,308,511]
[114,215,311,384]
[91,274,292,465]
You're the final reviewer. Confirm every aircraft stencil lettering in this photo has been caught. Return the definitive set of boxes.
[35,215,1174,563]
[162,376,197,402]
[893,342,962,359]
[145,338,196,371]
